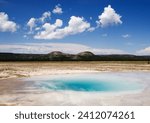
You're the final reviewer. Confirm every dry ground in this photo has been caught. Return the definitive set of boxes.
[0,61,150,80]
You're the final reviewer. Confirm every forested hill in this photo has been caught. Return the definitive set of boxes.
[0,51,150,61]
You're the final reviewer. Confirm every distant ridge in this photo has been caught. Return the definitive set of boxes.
[77,51,94,56]
[0,51,150,61]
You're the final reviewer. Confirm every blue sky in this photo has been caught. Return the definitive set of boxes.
[0,0,150,55]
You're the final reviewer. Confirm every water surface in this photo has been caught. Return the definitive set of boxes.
[27,73,144,92]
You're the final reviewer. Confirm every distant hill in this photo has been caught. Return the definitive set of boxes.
[0,51,150,61]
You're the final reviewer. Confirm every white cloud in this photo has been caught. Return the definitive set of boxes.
[35,27,40,31]
[122,34,130,38]
[136,47,150,55]
[97,5,122,27]
[27,11,51,33]
[40,11,51,22]
[34,19,63,39]
[0,12,18,32]
[27,18,36,32]
[26,5,123,40]
[52,4,63,14]
[0,42,126,55]
[34,16,91,40]
[87,27,95,32]
[92,48,125,55]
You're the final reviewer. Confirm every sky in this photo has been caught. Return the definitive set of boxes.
[0,0,150,55]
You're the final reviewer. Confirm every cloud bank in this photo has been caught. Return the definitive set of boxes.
[136,47,150,55]
[0,43,126,55]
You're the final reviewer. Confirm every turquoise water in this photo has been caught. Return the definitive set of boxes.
[33,73,143,92]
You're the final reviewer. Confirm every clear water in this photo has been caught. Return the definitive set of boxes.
[30,73,143,92]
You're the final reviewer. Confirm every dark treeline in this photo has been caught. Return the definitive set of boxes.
[0,51,150,61]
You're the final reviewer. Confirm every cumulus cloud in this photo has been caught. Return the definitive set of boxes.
[0,12,18,32]
[122,34,130,38]
[27,18,36,32]
[34,16,91,40]
[0,42,126,55]
[97,5,122,27]
[52,4,63,14]
[27,11,51,33]
[136,47,150,55]
[39,11,51,22]
[26,5,123,40]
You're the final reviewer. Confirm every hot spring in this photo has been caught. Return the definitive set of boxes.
[26,73,144,92]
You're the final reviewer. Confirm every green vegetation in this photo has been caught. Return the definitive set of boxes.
[0,51,150,61]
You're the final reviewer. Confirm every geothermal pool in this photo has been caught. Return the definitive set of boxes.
[26,72,144,92]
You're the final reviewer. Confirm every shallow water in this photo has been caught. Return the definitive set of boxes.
[26,73,144,92]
